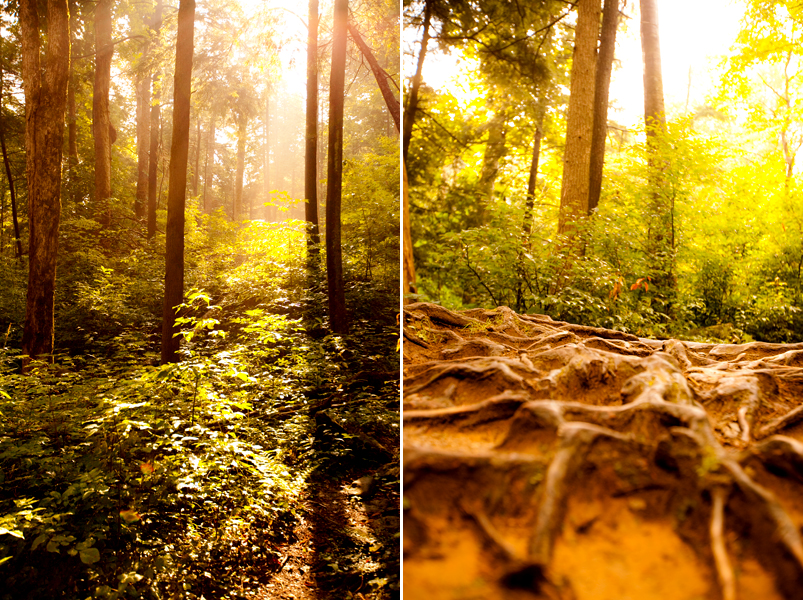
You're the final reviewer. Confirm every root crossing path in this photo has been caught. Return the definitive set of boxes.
[402,302,803,600]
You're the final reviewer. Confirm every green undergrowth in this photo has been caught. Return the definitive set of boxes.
[0,219,400,600]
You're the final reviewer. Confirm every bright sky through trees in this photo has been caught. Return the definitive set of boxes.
[243,0,309,94]
[609,0,743,125]
[407,0,744,126]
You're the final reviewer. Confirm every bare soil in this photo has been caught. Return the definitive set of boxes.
[251,468,400,600]
[402,302,803,600]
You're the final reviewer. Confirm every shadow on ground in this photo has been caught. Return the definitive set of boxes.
[253,377,400,600]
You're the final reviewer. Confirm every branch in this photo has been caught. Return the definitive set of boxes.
[347,19,400,131]
[418,108,470,147]
[72,34,149,60]
[462,243,501,306]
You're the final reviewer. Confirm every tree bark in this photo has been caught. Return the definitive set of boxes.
[326,0,349,334]
[640,0,673,292]
[523,101,547,244]
[161,0,195,364]
[67,0,79,205]
[264,89,273,221]
[135,71,151,220]
[347,20,400,131]
[0,62,21,260]
[147,0,163,239]
[557,0,601,237]
[20,0,70,363]
[588,0,620,215]
[93,0,113,229]
[403,161,416,300]
[305,0,320,262]
[0,127,21,261]
[473,108,507,226]
[641,0,666,137]
[403,0,431,159]
[193,117,201,198]
[234,109,246,221]
[203,114,214,213]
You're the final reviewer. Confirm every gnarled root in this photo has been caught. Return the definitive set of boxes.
[404,303,803,600]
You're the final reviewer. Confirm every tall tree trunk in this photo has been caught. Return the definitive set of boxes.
[326,0,349,334]
[203,114,214,213]
[588,0,620,215]
[515,101,547,312]
[193,117,201,198]
[93,0,113,229]
[347,21,400,131]
[522,102,547,245]
[403,161,416,300]
[0,62,21,260]
[1,178,4,255]
[641,0,673,288]
[0,129,20,262]
[147,0,163,239]
[557,0,601,238]
[292,159,299,209]
[304,0,320,262]
[472,108,507,227]
[0,126,21,261]
[160,0,195,365]
[641,0,666,137]
[264,90,273,221]
[403,0,431,158]
[67,0,79,205]
[20,0,70,363]
[234,110,246,221]
[135,71,151,220]
[779,52,795,187]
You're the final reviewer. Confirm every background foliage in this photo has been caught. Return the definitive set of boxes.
[405,0,803,345]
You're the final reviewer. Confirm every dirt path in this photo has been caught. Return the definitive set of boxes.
[403,302,803,600]
[250,463,400,600]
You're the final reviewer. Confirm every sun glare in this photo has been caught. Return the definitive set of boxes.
[409,0,745,127]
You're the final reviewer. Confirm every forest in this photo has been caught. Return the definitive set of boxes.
[0,0,400,598]
[404,0,803,345]
[403,0,803,599]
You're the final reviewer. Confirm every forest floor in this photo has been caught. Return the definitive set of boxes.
[0,304,400,599]
[403,302,803,600]
[0,345,401,600]
[0,221,401,599]
[254,461,400,600]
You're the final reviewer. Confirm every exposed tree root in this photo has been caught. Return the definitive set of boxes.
[404,302,803,600]
[710,485,736,600]
[756,404,803,440]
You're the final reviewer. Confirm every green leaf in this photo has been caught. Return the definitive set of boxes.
[31,533,48,550]
[156,365,176,380]
[0,528,23,539]
[79,547,100,565]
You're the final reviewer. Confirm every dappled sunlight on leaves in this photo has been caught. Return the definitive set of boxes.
[0,210,399,598]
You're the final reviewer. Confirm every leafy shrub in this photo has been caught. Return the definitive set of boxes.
[0,213,400,599]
